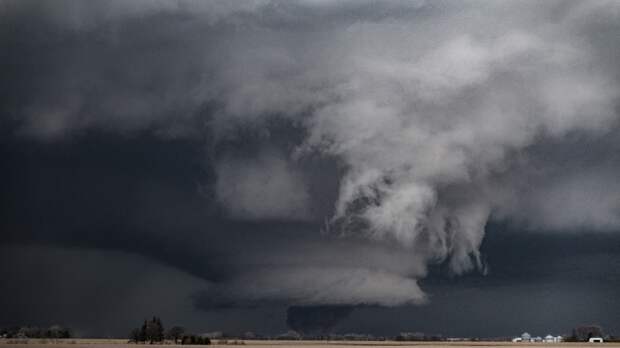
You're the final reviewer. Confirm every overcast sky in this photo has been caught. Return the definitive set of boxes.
[1,0,620,338]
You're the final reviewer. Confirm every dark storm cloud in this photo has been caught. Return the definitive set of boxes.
[0,244,213,337]
[286,306,355,335]
[2,0,620,337]
[338,228,620,337]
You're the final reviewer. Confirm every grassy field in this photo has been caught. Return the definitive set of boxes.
[2,339,620,348]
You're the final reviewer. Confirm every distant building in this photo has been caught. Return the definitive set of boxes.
[201,331,224,339]
[589,337,604,343]
[514,332,562,343]
[543,335,564,343]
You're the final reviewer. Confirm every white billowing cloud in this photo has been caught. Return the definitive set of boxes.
[212,3,619,278]
[216,150,311,221]
[209,267,425,307]
[294,28,616,272]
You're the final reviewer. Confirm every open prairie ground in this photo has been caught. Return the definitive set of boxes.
[2,339,620,348]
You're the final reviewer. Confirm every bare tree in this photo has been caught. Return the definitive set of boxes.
[167,326,185,344]
[129,328,141,343]
[572,325,603,342]
[145,316,164,344]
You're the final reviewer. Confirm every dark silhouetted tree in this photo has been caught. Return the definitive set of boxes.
[156,317,164,342]
[181,334,211,345]
[129,328,141,343]
[140,320,147,343]
[47,325,71,338]
[145,316,164,343]
[572,325,603,342]
[167,326,185,344]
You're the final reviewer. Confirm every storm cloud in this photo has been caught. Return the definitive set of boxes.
[1,0,620,336]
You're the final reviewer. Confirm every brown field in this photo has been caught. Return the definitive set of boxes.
[1,339,619,348]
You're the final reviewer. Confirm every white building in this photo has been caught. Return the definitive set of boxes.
[589,337,604,343]
[514,332,562,343]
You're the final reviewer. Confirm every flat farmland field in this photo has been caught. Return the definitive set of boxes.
[2,340,620,348]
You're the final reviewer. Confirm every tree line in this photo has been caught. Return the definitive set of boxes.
[0,325,71,339]
[563,325,620,342]
[128,316,210,345]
